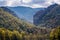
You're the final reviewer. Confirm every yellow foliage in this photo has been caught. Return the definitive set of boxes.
[0,28,23,40]
[50,26,60,40]
[0,27,49,40]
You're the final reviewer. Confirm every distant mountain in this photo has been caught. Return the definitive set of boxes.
[33,4,60,28]
[7,6,45,22]
[0,7,19,18]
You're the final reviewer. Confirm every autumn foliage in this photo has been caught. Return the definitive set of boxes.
[50,26,60,40]
[0,27,50,40]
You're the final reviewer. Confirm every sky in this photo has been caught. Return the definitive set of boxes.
[0,0,60,8]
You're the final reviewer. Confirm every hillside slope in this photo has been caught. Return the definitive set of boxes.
[0,7,51,40]
[33,4,60,28]
[0,7,19,18]
[0,7,35,32]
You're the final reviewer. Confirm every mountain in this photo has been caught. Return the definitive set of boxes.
[33,4,60,28]
[7,6,45,22]
[33,4,58,26]
[0,7,19,18]
[0,7,51,40]
[0,7,48,33]
[33,9,46,25]
[0,7,36,31]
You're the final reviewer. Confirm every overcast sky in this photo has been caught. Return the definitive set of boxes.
[0,0,60,8]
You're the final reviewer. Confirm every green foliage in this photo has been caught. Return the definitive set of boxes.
[50,26,60,40]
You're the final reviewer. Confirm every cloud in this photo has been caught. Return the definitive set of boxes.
[0,0,60,8]
[54,0,60,4]
[31,4,45,8]
[22,0,32,3]
[6,0,21,6]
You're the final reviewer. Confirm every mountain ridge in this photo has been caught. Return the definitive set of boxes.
[0,7,19,18]
[33,3,60,28]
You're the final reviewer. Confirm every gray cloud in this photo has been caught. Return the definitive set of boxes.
[0,0,60,8]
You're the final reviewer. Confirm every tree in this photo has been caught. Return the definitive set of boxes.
[50,26,60,40]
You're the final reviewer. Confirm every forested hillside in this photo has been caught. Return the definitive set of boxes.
[0,7,50,40]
